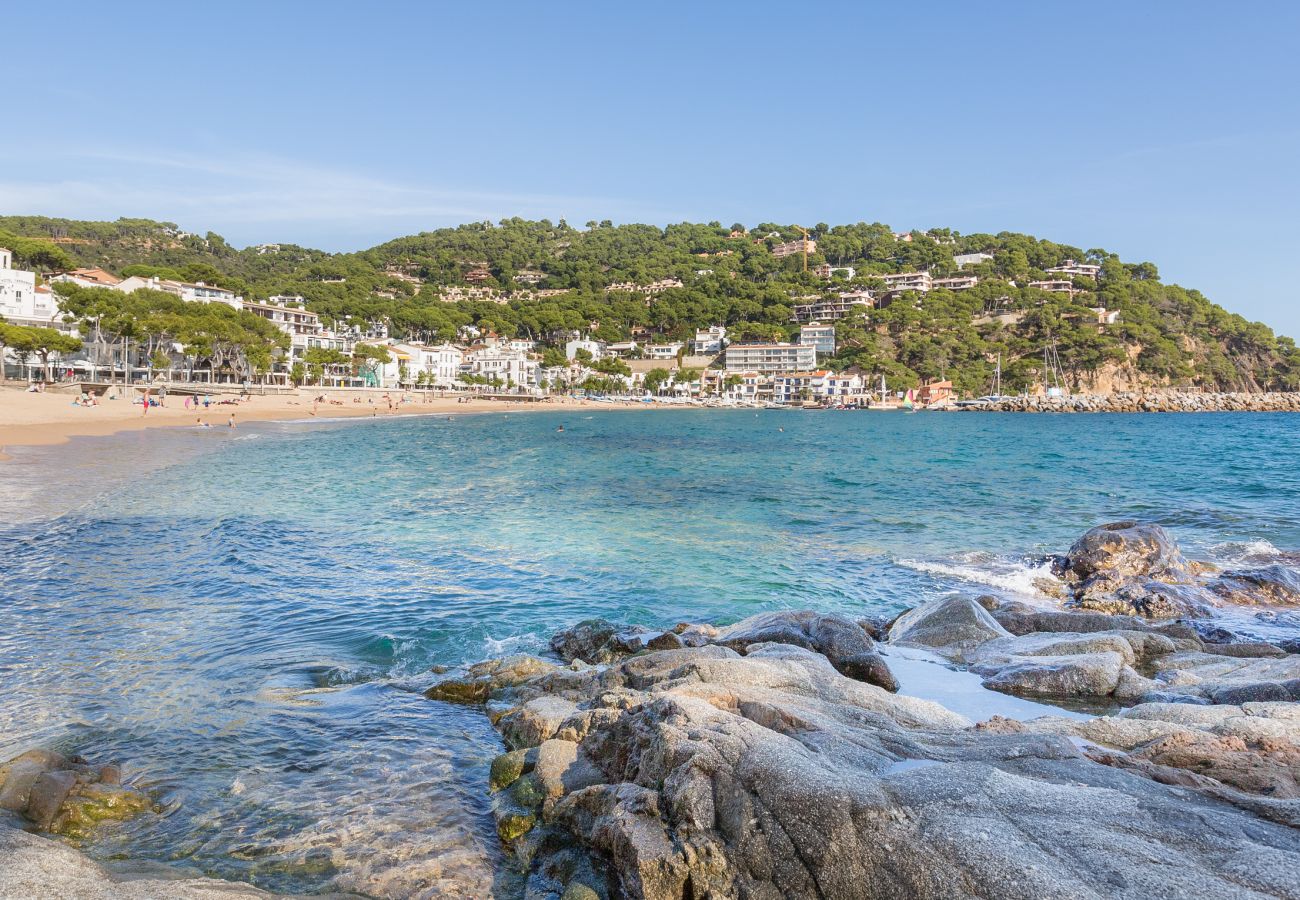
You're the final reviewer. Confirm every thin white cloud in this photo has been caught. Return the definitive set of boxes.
[0,142,680,244]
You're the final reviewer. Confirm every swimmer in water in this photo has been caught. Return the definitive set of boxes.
[557,425,565,432]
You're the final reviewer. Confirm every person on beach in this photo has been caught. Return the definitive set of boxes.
[141,389,150,416]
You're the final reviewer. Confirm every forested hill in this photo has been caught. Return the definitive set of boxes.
[3,214,1297,394]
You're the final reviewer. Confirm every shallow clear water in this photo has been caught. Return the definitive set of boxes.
[1,409,1299,895]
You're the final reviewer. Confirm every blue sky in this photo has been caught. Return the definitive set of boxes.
[5,1,1299,334]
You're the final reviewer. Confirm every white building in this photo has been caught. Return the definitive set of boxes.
[772,371,864,405]
[799,323,836,357]
[1028,279,1079,295]
[931,275,980,291]
[116,275,244,308]
[793,291,874,324]
[467,347,538,389]
[691,325,727,355]
[876,271,932,293]
[724,342,816,374]
[605,340,640,357]
[0,248,59,327]
[953,252,995,269]
[47,267,122,290]
[1047,260,1101,280]
[1091,307,1121,325]
[813,264,856,280]
[644,342,684,360]
[565,337,605,360]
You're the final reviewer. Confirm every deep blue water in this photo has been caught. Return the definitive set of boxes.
[1,410,1298,895]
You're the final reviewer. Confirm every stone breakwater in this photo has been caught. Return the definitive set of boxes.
[415,522,1300,900]
[964,391,1300,413]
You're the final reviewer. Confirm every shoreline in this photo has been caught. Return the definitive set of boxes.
[0,388,665,459]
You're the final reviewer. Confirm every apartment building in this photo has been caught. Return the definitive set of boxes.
[724,342,816,374]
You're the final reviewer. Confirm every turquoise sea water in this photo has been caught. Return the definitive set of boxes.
[2,410,1299,895]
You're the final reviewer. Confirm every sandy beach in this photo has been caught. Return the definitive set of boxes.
[0,386,643,458]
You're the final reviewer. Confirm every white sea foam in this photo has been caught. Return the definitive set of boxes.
[482,632,539,656]
[1208,539,1286,565]
[895,555,1061,600]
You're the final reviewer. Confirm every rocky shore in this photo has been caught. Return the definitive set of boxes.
[963,390,1300,413]
[421,521,1300,899]
[5,521,1299,899]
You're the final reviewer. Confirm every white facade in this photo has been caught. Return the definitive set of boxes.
[467,348,537,388]
[0,248,58,326]
[565,338,605,360]
[953,252,995,269]
[877,271,932,293]
[724,342,816,374]
[799,324,836,356]
[772,371,864,404]
[405,343,465,385]
[1029,280,1078,295]
[931,275,980,291]
[116,275,244,308]
[793,292,874,323]
[691,325,727,355]
[644,342,684,360]
[1047,260,1101,280]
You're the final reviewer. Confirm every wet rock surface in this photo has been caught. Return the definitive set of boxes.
[1049,521,1300,619]
[0,749,152,838]
[438,607,1300,899]
[0,822,360,899]
[711,609,898,691]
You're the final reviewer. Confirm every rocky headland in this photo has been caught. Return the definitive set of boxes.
[421,521,1300,899]
[964,391,1300,413]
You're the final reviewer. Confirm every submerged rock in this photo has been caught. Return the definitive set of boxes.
[0,823,329,898]
[455,615,1300,899]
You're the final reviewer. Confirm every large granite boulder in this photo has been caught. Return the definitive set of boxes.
[1058,522,1216,618]
[465,636,1300,900]
[712,610,898,691]
[1062,521,1193,584]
